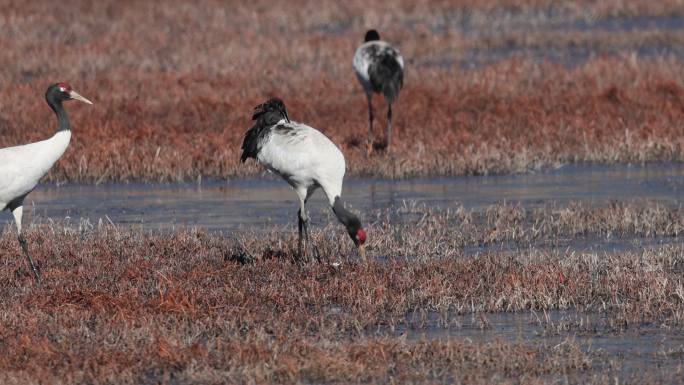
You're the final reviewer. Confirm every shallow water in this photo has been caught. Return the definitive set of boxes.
[4,163,682,233]
[461,235,681,258]
[383,309,684,380]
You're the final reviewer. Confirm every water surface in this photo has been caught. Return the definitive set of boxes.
[4,163,681,232]
[384,309,684,381]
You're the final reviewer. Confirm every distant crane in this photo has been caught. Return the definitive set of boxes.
[0,83,92,281]
[353,29,404,154]
[240,98,366,261]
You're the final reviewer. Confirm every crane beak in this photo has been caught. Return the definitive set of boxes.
[358,244,367,262]
[69,90,93,105]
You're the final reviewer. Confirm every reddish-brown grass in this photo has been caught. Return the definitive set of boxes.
[1,1,683,181]
[0,200,683,383]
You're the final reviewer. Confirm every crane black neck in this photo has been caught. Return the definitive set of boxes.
[332,197,362,237]
[47,97,71,132]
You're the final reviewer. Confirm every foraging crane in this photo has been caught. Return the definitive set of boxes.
[353,29,404,154]
[0,83,92,281]
[240,98,367,261]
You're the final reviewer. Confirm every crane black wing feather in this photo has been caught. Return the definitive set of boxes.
[368,53,403,103]
[240,100,290,162]
[240,125,260,162]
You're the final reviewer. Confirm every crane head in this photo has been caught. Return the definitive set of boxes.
[355,228,366,246]
[355,228,367,262]
[47,82,93,105]
[347,221,367,261]
[364,29,380,42]
[252,97,290,123]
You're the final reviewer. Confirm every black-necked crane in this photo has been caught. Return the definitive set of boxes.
[0,83,92,281]
[240,98,367,262]
[353,29,404,154]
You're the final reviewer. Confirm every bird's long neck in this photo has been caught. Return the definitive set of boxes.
[48,99,70,132]
[332,197,360,231]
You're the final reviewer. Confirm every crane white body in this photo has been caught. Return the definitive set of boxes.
[256,119,345,206]
[353,40,404,96]
[0,131,71,214]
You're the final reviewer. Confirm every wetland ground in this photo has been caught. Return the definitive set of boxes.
[0,164,682,384]
[1,1,684,383]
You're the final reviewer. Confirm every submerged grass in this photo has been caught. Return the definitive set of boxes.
[1,1,684,181]
[0,200,683,383]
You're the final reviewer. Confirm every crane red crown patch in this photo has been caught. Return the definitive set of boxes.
[357,229,367,245]
[57,82,72,92]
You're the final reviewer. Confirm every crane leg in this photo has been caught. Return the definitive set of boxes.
[297,191,321,263]
[297,199,321,263]
[297,208,306,261]
[386,103,393,152]
[11,205,41,282]
[366,93,374,156]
